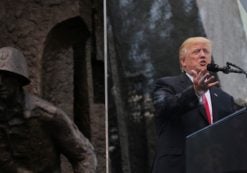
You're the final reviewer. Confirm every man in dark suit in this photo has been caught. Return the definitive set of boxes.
[151,37,240,173]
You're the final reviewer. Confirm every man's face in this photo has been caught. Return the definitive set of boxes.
[180,42,212,73]
[0,72,21,100]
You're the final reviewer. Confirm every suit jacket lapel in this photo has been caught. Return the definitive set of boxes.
[210,88,220,121]
[179,73,193,89]
[199,103,209,123]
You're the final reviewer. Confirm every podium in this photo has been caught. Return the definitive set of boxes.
[186,107,247,173]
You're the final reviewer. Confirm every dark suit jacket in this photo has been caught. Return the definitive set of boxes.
[151,73,238,173]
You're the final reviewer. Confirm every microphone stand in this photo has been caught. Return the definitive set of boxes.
[226,62,247,78]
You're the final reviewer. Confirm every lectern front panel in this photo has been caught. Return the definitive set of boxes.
[186,108,247,173]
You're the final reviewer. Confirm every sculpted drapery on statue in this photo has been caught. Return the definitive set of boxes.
[0,47,97,173]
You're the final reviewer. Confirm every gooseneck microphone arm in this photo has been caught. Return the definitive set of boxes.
[226,62,247,78]
[207,62,247,78]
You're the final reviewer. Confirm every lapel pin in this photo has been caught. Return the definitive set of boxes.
[214,93,218,97]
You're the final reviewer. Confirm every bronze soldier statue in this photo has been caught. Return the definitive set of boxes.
[0,47,97,173]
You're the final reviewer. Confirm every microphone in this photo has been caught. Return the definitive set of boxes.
[207,63,242,74]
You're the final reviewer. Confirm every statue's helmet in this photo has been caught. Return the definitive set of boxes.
[0,47,30,86]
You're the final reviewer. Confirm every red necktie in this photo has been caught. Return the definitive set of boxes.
[202,94,212,124]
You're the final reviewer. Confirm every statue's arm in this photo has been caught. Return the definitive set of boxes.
[54,108,97,173]
[29,96,97,173]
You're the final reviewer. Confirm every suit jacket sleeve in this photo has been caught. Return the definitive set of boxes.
[153,77,199,119]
